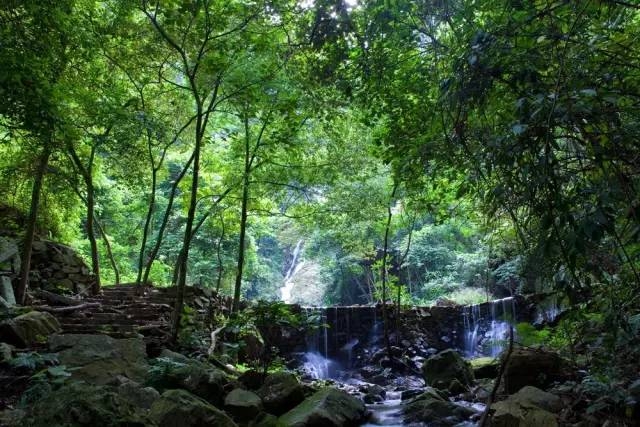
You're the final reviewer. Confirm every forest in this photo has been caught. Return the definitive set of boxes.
[0,1,639,426]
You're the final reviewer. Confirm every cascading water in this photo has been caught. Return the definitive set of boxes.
[301,307,337,379]
[463,297,515,357]
[280,240,304,303]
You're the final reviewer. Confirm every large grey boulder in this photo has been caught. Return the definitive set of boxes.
[403,389,476,426]
[16,381,151,427]
[258,372,305,415]
[224,388,263,422]
[0,311,61,347]
[149,389,237,427]
[49,334,148,385]
[278,387,366,427]
[0,276,16,305]
[422,349,474,390]
[508,386,562,413]
[490,398,558,427]
[0,237,19,271]
[150,350,229,406]
[502,348,567,393]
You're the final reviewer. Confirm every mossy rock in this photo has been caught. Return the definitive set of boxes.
[258,372,305,416]
[0,311,61,347]
[278,387,366,427]
[149,389,237,427]
[470,357,500,379]
[18,382,151,427]
[422,349,474,390]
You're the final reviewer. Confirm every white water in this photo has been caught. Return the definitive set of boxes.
[463,297,515,357]
[280,240,304,303]
[362,391,404,427]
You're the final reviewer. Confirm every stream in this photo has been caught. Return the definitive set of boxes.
[292,298,524,426]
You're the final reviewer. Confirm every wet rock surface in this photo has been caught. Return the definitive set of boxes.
[279,387,366,427]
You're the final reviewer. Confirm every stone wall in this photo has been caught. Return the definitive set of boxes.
[272,296,536,365]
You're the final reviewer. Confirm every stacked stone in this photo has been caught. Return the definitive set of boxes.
[30,240,96,295]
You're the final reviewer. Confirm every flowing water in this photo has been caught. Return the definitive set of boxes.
[280,240,304,303]
[462,297,515,357]
[361,391,404,427]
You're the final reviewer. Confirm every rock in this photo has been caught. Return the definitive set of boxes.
[470,357,500,379]
[628,379,640,398]
[448,378,466,395]
[117,381,160,410]
[278,387,366,427]
[258,372,305,415]
[422,349,474,390]
[18,381,151,426]
[502,348,566,393]
[0,276,16,305]
[150,353,229,406]
[238,369,267,390]
[150,389,237,427]
[404,390,476,426]
[0,311,61,347]
[225,388,263,422]
[251,413,284,427]
[509,386,562,413]
[49,334,148,385]
[490,398,558,427]
[0,342,13,363]
[0,237,19,271]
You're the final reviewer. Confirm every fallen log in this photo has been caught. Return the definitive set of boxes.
[34,289,81,306]
[30,302,100,313]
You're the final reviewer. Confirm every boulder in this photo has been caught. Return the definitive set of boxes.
[278,387,366,427]
[17,381,151,426]
[404,390,476,426]
[422,349,474,389]
[149,389,237,427]
[490,398,558,427]
[117,381,161,410]
[0,276,16,305]
[238,369,267,390]
[0,237,19,271]
[258,372,305,415]
[508,386,562,413]
[470,357,500,379]
[0,342,13,363]
[502,348,566,394]
[49,334,148,385]
[0,311,61,347]
[150,352,228,406]
[225,388,263,422]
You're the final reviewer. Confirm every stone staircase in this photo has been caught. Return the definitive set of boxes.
[53,284,217,344]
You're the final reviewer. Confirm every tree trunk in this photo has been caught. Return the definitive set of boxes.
[170,116,203,342]
[94,216,120,284]
[86,179,101,294]
[16,144,52,305]
[380,182,398,358]
[232,121,251,313]
[137,163,158,286]
[142,151,195,286]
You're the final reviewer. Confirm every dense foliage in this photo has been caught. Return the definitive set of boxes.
[1,1,639,348]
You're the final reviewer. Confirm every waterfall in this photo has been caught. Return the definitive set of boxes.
[301,307,337,379]
[463,297,515,357]
[279,240,304,303]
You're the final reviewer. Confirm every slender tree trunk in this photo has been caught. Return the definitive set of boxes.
[215,213,225,293]
[142,152,195,286]
[380,182,398,358]
[93,216,120,284]
[232,118,251,313]
[170,110,203,341]
[137,163,158,286]
[16,144,52,305]
[86,179,101,293]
